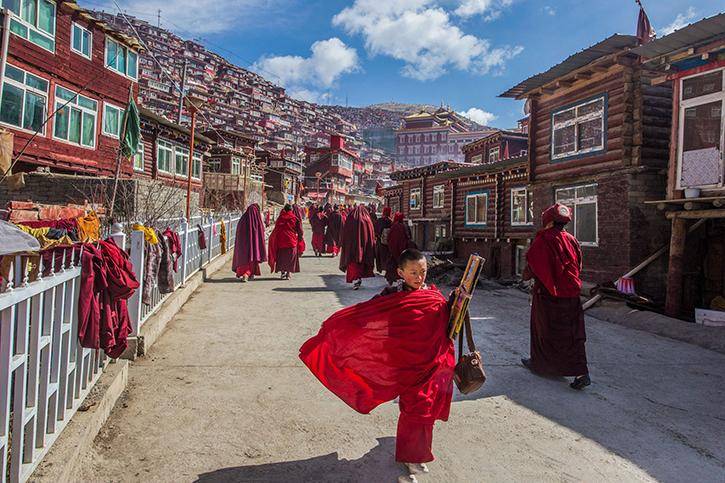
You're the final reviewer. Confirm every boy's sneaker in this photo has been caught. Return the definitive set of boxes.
[398,475,417,483]
[404,463,429,475]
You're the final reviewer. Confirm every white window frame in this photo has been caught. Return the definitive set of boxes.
[104,36,139,80]
[465,192,488,226]
[192,152,202,180]
[52,85,97,149]
[133,141,144,172]
[471,154,482,164]
[555,183,599,247]
[676,67,725,190]
[551,95,606,160]
[231,156,241,175]
[510,187,533,226]
[102,102,123,138]
[175,146,189,177]
[489,146,500,163]
[432,184,445,208]
[6,0,57,53]
[70,22,92,60]
[409,187,421,210]
[156,138,174,174]
[0,63,48,135]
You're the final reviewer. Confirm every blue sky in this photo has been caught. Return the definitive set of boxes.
[93,0,724,129]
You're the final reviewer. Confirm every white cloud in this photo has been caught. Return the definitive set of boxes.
[459,107,497,126]
[542,6,556,16]
[332,0,522,81]
[99,0,283,35]
[254,38,359,103]
[454,0,514,20]
[661,7,696,36]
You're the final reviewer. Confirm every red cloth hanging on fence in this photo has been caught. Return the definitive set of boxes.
[163,228,182,272]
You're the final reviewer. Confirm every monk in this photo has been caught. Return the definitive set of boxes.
[375,206,393,274]
[300,248,455,480]
[268,204,304,280]
[293,204,307,257]
[232,203,267,282]
[325,206,344,256]
[310,205,327,257]
[339,205,376,290]
[522,203,590,390]
[385,212,415,285]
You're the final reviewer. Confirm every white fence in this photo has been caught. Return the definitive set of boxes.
[0,213,240,482]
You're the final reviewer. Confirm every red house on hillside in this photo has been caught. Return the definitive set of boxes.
[304,134,358,205]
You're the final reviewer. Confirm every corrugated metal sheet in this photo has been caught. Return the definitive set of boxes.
[631,12,725,60]
[500,34,639,99]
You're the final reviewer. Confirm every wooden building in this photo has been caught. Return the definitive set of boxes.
[304,134,357,205]
[1,1,142,176]
[382,184,403,214]
[501,34,673,300]
[631,13,725,317]
[462,129,529,165]
[202,129,261,210]
[442,156,533,279]
[259,149,303,205]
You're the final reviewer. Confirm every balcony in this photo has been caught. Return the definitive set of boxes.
[204,173,249,192]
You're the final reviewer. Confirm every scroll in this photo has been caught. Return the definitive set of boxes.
[448,254,485,340]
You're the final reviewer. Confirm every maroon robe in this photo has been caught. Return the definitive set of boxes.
[339,206,376,282]
[232,204,267,278]
[268,210,303,273]
[526,227,588,376]
[325,211,344,255]
[385,213,414,285]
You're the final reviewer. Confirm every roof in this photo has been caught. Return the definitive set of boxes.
[462,130,528,152]
[500,34,639,99]
[63,2,143,51]
[438,156,527,180]
[139,107,215,145]
[631,12,725,61]
[390,161,467,181]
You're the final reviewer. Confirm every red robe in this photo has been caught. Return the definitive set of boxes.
[300,287,455,462]
[526,227,588,376]
[339,206,376,282]
[268,210,303,273]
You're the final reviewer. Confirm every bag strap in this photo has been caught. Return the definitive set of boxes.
[458,313,477,355]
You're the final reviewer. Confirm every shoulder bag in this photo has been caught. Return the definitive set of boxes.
[454,316,486,394]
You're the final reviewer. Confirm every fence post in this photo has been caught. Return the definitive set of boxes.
[128,230,145,335]
[181,219,189,283]
[227,214,233,249]
[109,222,126,250]
[207,216,213,262]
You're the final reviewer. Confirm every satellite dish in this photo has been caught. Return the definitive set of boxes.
[524,98,532,115]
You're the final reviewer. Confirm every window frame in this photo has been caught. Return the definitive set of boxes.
[0,63,49,135]
[555,183,599,247]
[465,190,489,227]
[6,0,57,53]
[550,93,608,162]
[52,85,98,149]
[156,138,174,174]
[174,146,190,177]
[432,184,445,209]
[133,140,145,172]
[676,67,724,190]
[409,187,421,210]
[191,152,202,180]
[101,102,123,139]
[489,146,500,163]
[231,156,241,175]
[510,187,533,226]
[104,36,139,80]
[70,22,92,60]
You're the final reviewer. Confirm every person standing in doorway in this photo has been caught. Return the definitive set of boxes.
[521,203,590,390]
[232,203,267,282]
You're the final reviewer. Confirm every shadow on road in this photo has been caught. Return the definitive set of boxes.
[273,287,338,293]
[194,438,400,482]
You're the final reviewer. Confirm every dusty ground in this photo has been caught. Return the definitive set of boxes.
[75,227,725,482]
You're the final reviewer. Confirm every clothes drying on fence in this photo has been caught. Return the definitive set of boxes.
[163,228,182,272]
[16,224,75,250]
[219,220,227,255]
[76,211,101,242]
[197,225,207,250]
[21,218,79,239]
[157,229,176,294]
[0,220,41,255]
[78,239,139,359]
[132,223,160,245]
[142,240,162,305]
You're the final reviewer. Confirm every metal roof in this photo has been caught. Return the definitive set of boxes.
[500,34,639,99]
[631,12,725,61]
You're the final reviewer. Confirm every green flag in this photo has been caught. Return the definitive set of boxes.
[121,94,140,158]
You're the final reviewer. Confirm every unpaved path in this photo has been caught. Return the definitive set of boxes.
[75,227,725,482]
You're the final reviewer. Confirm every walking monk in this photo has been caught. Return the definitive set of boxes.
[232,203,267,282]
[268,204,304,280]
[385,213,414,285]
[375,206,393,273]
[300,249,455,482]
[325,205,344,256]
[339,205,376,290]
[521,203,590,390]
[310,205,327,257]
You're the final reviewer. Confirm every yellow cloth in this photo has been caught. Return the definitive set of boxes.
[16,225,74,250]
[219,220,227,255]
[132,223,160,245]
[76,211,100,242]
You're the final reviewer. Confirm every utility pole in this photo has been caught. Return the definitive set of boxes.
[157,9,161,28]
[177,58,188,124]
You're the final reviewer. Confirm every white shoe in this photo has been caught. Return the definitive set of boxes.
[404,463,429,475]
[398,475,417,483]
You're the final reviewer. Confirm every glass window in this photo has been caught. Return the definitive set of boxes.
[53,86,97,148]
[465,192,488,225]
[133,141,144,171]
[0,64,48,133]
[157,139,173,173]
[489,146,500,163]
[552,95,606,160]
[175,147,189,176]
[433,185,444,208]
[682,70,722,101]
[6,0,56,51]
[192,153,202,179]
[71,23,92,58]
[231,157,241,174]
[410,188,421,209]
[555,184,598,246]
[102,103,123,138]
[511,188,532,225]
[105,37,138,80]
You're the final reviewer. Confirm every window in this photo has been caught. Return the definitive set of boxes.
[102,103,123,138]
[175,147,189,177]
[511,188,533,225]
[465,192,488,226]
[555,184,598,246]
[433,185,445,208]
[551,95,606,160]
[410,188,421,210]
[471,154,482,164]
[231,157,241,174]
[515,244,527,277]
[53,85,97,148]
[157,139,173,173]
[192,153,202,179]
[105,37,138,80]
[677,68,724,189]
[0,64,48,133]
[435,224,447,239]
[133,141,144,171]
[71,23,92,59]
[488,146,500,163]
[5,0,56,52]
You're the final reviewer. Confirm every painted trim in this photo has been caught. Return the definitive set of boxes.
[549,92,608,163]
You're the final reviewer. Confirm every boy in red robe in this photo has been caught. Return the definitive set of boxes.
[300,249,455,481]
[522,203,590,390]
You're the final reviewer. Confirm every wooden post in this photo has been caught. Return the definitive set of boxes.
[667,79,680,200]
[665,217,687,317]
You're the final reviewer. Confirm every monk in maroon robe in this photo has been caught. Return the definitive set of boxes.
[385,212,415,285]
[522,203,590,390]
[268,204,303,280]
[310,205,327,257]
[339,205,376,290]
[325,206,344,256]
[375,206,393,273]
[293,204,306,256]
[232,203,267,282]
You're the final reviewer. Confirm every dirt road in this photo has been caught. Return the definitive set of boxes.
[75,228,725,482]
